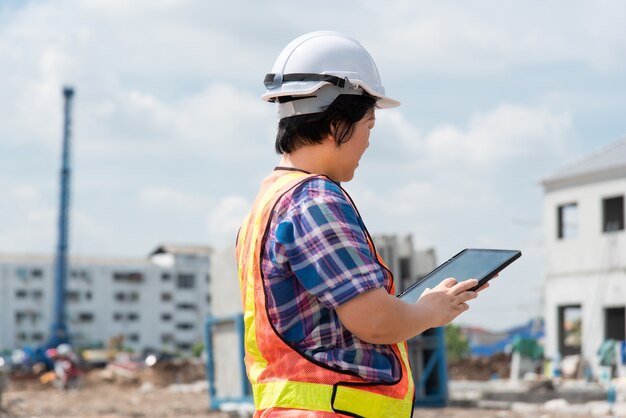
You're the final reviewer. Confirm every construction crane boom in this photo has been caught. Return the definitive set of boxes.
[49,86,74,348]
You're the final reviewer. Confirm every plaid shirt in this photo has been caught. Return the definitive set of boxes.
[261,172,401,382]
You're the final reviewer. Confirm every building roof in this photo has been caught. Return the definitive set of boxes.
[149,243,213,257]
[0,253,146,265]
[542,136,626,191]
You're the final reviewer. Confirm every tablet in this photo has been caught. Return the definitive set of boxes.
[397,248,521,303]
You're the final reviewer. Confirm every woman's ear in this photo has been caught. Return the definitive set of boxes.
[328,120,344,146]
[328,120,338,137]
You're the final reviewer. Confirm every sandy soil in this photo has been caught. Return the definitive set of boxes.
[1,384,600,418]
[0,361,601,418]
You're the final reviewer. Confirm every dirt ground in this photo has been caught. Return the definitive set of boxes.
[0,357,600,418]
[1,383,600,418]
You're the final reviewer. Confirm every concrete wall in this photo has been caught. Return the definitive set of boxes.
[543,176,626,371]
[209,246,247,399]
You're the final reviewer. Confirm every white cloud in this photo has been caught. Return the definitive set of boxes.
[0,184,54,253]
[365,1,626,75]
[139,187,213,213]
[206,195,251,248]
[373,103,571,171]
[422,104,571,167]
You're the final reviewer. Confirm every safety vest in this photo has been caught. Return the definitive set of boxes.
[236,169,415,417]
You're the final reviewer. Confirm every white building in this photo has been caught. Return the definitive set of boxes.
[372,234,437,294]
[542,138,626,374]
[0,244,212,355]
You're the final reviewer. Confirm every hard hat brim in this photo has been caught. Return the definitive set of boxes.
[261,80,400,108]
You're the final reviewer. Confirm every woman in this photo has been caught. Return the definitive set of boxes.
[236,31,483,417]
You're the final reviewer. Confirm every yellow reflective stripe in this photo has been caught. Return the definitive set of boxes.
[236,212,252,293]
[333,384,413,418]
[332,343,413,417]
[254,381,334,412]
[254,380,413,417]
[243,171,312,383]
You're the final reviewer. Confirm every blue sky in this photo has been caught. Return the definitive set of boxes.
[2,1,625,330]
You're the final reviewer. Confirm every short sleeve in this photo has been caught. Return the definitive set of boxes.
[274,178,386,309]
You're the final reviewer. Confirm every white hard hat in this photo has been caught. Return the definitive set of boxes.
[262,31,400,118]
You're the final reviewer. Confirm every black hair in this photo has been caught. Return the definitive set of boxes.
[275,94,377,154]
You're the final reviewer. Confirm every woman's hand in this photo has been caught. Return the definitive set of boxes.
[418,277,479,328]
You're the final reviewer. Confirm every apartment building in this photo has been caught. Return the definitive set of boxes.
[542,137,626,373]
[0,244,212,354]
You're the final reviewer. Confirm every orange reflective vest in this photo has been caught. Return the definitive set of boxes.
[236,169,415,417]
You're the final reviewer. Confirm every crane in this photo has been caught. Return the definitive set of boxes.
[48,86,75,348]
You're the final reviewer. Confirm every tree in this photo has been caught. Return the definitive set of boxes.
[445,324,470,361]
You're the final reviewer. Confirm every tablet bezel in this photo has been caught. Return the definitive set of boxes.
[397,248,521,303]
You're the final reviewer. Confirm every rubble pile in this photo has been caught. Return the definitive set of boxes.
[90,358,206,388]
[448,353,512,381]
[140,359,206,387]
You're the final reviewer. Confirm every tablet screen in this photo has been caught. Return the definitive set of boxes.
[397,248,521,303]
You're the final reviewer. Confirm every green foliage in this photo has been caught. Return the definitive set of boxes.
[445,324,470,361]
[192,341,205,358]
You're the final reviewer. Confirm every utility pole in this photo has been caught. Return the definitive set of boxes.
[49,86,74,348]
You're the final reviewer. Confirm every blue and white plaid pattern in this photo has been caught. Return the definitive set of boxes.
[261,175,400,382]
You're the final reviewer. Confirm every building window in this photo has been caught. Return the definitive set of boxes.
[129,292,139,302]
[161,313,172,322]
[175,323,194,330]
[66,290,80,302]
[161,334,175,344]
[603,196,624,233]
[114,292,125,302]
[605,307,625,341]
[127,333,140,343]
[558,305,582,356]
[15,289,27,299]
[78,312,94,322]
[85,291,92,300]
[205,274,210,283]
[206,294,211,304]
[31,269,43,278]
[113,272,144,283]
[16,267,29,280]
[32,289,43,300]
[15,312,26,324]
[32,332,44,342]
[399,257,411,280]
[176,303,196,311]
[113,312,124,321]
[177,343,192,351]
[161,273,171,282]
[71,269,88,279]
[557,203,579,239]
[177,273,195,289]
[127,312,140,322]
[161,292,172,302]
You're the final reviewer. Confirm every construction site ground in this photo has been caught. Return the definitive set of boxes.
[2,379,623,418]
[2,383,622,418]
[1,355,624,418]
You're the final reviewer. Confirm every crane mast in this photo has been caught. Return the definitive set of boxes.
[49,86,74,348]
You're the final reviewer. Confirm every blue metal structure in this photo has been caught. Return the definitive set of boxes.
[409,326,449,407]
[204,312,448,410]
[204,314,252,410]
[48,86,74,348]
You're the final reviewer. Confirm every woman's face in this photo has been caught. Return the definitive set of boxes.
[329,109,376,182]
